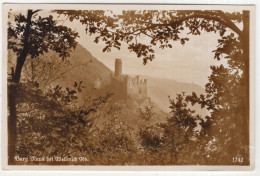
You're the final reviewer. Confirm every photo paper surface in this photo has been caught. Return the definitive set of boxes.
[1,4,255,170]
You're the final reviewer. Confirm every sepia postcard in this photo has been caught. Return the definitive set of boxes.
[1,3,255,171]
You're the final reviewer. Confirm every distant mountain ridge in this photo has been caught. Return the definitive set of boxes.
[143,76,205,114]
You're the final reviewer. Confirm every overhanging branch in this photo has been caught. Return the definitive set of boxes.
[150,11,242,37]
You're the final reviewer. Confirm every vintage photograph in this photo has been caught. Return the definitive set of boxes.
[2,4,255,168]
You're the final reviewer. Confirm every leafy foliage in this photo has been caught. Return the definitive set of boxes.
[138,105,156,121]
[88,115,137,165]
[186,32,248,164]
[61,10,242,64]
[15,80,112,164]
[8,12,79,60]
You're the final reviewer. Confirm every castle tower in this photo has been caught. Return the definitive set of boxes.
[114,59,122,79]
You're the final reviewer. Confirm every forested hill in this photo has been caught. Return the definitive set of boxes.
[10,43,206,115]
[57,44,205,115]
[8,44,113,92]
[53,44,113,91]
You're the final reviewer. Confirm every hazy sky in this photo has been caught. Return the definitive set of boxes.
[75,23,222,87]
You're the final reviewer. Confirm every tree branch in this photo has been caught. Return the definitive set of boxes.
[150,11,242,36]
[32,10,41,15]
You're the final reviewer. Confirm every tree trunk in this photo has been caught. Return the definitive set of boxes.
[8,85,18,165]
[8,10,33,165]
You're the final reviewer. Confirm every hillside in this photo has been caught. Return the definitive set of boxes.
[11,43,207,123]
[56,44,113,90]
[39,44,207,124]
[143,76,207,116]
[8,44,113,94]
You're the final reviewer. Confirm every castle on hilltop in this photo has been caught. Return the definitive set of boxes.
[111,59,147,99]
